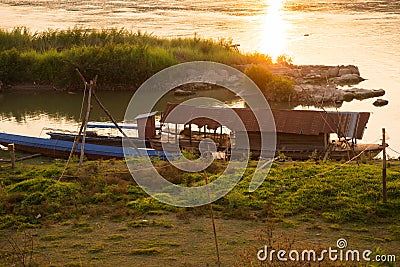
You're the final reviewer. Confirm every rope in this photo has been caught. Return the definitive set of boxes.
[59,83,88,181]
[77,83,87,132]
[300,86,351,139]
[388,147,400,155]
[303,87,367,160]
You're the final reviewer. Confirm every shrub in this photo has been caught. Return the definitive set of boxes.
[244,64,295,102]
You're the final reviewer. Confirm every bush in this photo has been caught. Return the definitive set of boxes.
[244,64,295,102]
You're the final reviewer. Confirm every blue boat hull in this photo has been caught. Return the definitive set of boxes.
[0,133,173,160]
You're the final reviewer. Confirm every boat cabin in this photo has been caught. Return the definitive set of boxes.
[150,103,376,160]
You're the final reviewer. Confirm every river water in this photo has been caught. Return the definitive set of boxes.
[0,0,399,156]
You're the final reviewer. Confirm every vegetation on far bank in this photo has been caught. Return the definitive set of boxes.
[0,27,294,101]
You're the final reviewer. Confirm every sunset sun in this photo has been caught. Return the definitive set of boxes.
[259,0,289,60]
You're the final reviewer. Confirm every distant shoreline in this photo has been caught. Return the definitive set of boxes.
[0,28,386,107]
[1,63,386,108]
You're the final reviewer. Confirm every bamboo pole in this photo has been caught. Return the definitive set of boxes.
[92,91,142,157]
[75,69,142,157]
[75,71,143,162]
[8,144,16,168]
[203,170,221,267]
[382,128,387,203]
[68,73,89,161]
[59,71,90,179]
[0,153,41,163]
[16,153,41,161]
[79,82,93,167]
[189,124,192,146]
[67,120,85,163]
[175,124,178,144]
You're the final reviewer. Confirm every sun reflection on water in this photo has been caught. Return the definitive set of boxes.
[258,0,290,61]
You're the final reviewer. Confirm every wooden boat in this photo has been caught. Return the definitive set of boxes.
[45,115,159,148]
[87,121,161,130]
[154,104,384,161]
[329,143,383,160]
[274,143,383,161]
[0,133,175,160]
[46,131,151,148]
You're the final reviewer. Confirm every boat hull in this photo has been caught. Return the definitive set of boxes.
[0,133,173,160]
[271,143,383,160]
[47,132,151,148]
[160,142,382,161]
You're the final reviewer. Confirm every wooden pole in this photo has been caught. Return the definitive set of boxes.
[66,118,85,165]
[59,71,90,179]
[75,69,142,157]
[8,144,16,168]
[382,128,387,203]
[220,126,223,144]
[92,91,142,157]
[203,170,221,267]
[1,154,41,163]
[175,124,178,144]
[189,124,192,146]
[16,153,41,162]
[79,82,93,167]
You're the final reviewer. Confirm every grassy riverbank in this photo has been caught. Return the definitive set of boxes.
[0,27,278,90]
[0,153,399,265]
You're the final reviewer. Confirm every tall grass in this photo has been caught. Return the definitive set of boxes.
[0,27,274,89]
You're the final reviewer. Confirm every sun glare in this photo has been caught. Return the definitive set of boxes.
[259,0,289,61]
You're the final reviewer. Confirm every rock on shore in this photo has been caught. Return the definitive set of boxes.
[264,64,385,106]
[373,99,389,107]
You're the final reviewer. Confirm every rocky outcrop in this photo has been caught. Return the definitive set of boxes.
[294,85,386,105]
[263,64,385,106]
[279,64,362,81]
[236,64,365,86]
[373,99,389,107]
[333,74,365,85]
[294,84,342,104]
[171,63,384,107]
[342,88,385,101]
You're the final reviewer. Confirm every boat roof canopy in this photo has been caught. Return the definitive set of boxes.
[161,103,370,139]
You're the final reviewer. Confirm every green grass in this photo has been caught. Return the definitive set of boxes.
[1,154,398,267]
[1,158,399,230]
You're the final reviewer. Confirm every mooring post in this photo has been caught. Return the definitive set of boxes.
[8,144,16,169]
[382,128,387,203]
